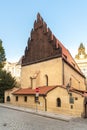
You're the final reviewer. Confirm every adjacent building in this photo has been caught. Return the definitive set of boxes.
[5,13,87,117]
[75,43,87,78]
[4,59,21,83]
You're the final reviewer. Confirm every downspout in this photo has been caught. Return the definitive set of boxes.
[44,96,47,111]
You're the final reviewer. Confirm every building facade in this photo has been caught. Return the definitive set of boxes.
[5,13,87,117]
[75,43,87,78]
[4,59,21,83]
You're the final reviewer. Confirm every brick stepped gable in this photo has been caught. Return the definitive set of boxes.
[22,13,82,76]
[22,13,62,66]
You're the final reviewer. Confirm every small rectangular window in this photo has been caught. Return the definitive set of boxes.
[24,96,27,102]
[69,97,74,104]
[71,105,73,109]
[57,98,61,107]
[75,97,78,100]
[16,96,18,102]
[69,93,72,96]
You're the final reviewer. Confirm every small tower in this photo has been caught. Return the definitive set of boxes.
[75,43,87,85]
[75,43,87,59]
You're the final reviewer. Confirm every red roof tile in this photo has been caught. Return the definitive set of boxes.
[56,39,82,74]
[69,87,87,97]
[13,86,58,95]
[13,85,87,97]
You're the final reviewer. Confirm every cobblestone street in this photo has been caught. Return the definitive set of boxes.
[0,107,87,130]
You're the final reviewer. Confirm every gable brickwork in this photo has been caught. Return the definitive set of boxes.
[22,13,62,66]
[22,13,82,77]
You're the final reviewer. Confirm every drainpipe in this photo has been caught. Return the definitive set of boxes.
[44,96,47,111]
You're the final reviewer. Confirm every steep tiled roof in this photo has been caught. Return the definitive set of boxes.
[56,39,82,74]
[13,86,58,95]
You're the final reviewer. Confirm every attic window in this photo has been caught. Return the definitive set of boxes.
[72,62,75,67]
[63,54,67,59]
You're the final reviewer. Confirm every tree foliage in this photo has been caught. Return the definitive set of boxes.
[0,70,17,102]
[0,39,17,102]
[0,39,6,69]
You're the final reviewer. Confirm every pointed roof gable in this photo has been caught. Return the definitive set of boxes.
[22,13,83,76]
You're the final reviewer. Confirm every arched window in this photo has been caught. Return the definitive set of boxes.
[6,96,10,102]
[45,74,48,86]
[57,98,61,107]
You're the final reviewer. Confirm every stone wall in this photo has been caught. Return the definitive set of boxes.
[64,61,86,90]
[46,87,84,117]
[21,58,63,88]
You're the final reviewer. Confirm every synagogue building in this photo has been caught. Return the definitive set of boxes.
[5,13,87,117]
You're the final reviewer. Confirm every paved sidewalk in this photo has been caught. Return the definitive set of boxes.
[0,103,74,122]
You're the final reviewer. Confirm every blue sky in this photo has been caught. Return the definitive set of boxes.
[0,0,87,62]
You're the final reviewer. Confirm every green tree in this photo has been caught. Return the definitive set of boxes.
[0,39,6,69]
[0,70,17,102]
[0,39,17,102]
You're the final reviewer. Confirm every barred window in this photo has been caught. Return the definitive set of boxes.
[69,97,74,104]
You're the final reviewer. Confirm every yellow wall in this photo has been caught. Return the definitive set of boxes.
[21,58,86,90]
[64,62,86,90]
[5,86,85,117]
[12,95,45,111]
[21,58,63,88]
[46,87,84,117]
[5,90,45,111]
[5,57,86,117]
[5,88,19,103]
